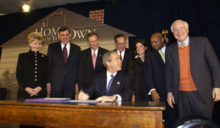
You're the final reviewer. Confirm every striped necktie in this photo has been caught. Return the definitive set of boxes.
[63,44,68,63]
[63,45,68,75]
[159,50,165,63]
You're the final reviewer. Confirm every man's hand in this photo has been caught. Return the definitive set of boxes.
[95,96,116,102]
[213,88,220,102]
[167,93,175,108]
[132,94,135,101]
[75,83,78,91]
[78,90,89,100]
[151,90,160,101]
[33,86,42,96]
[25,87,35,97]
[47,84,51,94]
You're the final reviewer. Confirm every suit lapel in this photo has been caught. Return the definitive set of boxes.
[57,43,65,64]
[171,43,180,74]
[154,51,165,64]
[95,48,103,70]
[108,72,121,95]
[189,37,197,69]
[99,72,107,95]
[135,57,143,66]
[88,49,94,71]
[122,49,128,64]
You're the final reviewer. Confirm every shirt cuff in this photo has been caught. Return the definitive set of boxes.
[113,94,122,101]
[148,88,156,95]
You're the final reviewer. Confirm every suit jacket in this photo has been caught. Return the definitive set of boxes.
[16,50,49,99]
[143,50,167,101]
[47,42,81,93]
[165,37,220,104]
[78,47,108,90]
[128,57,148,101]
[114,48,134,73]
[85,71,133,101]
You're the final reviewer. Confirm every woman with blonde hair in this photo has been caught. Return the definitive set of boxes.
[16,32,48,127]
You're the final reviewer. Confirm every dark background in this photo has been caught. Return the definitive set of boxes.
[0,0,220,60]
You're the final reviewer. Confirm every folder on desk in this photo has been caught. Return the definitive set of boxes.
[63,100,97,104]
[25,98,71,103]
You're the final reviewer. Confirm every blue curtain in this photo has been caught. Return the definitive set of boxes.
[0,0,220,60]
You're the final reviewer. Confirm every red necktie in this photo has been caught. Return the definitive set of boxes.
[63,45,68,75]
[63,45,68,63]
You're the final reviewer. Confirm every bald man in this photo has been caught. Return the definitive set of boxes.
[143,33,178,128]
[166,20,220,120]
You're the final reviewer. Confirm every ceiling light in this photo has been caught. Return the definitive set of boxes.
[19,4,31,12]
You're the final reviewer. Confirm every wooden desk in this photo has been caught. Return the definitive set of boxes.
[0,100,165,128]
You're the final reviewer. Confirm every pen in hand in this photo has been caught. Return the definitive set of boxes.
[79,87,89,100]
[81,87,86,94]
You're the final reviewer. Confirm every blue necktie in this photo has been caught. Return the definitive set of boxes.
[106,75,114,95]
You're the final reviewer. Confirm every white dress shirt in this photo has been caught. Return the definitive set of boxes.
[91,47,99,56]
[157,45,166,57]
[117,49,125,61]
[177,36,189,47]
[106,70,122,101]
[61,42,70,57]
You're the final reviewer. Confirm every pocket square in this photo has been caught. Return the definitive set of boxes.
[117,82,120,84]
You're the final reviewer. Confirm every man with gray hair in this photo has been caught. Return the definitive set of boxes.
[78,51,133,102]
[166,19,220,120]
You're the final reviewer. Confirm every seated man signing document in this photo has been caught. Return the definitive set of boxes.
[78,51,133,102]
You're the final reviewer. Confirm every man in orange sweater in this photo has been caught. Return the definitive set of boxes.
[166,20,220,120]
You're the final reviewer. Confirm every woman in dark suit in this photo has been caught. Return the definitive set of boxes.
[16,32,48,128]
[16,32,48,99]
[128,39,149,101]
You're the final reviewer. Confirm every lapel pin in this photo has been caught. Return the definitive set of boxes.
[117,82,120,85]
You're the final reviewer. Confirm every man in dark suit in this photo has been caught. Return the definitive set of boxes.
[114,34,134,73]
[144,33,166,101]
[143,33,178,128]
[47,26,81,99]
[78,32,108,91]
[78,51,133,102]
[166,20,220,120]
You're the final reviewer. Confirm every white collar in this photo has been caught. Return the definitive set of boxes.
[107,70,117,77]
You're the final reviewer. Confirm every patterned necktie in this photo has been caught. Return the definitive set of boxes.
[106,75,114,95]
[63,44,68,75]
[159,50,165,63]
[63,44,68,63]
[181,42,185,48]
[92,49,96,69]
[119,51,122,61]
